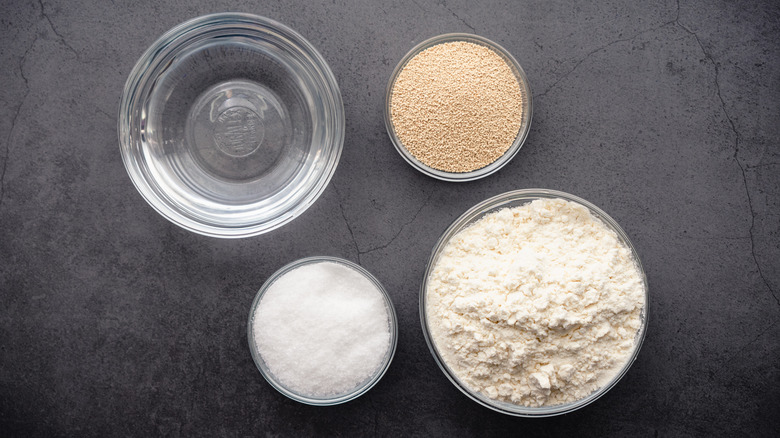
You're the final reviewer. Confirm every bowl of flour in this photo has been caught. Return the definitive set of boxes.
[421,189,648,416]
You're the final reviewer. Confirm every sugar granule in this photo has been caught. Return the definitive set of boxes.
[253,261,391,397]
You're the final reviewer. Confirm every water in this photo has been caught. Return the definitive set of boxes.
[144,39,316,206]
[120,15,344,237]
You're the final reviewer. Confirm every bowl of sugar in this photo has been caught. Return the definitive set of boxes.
[247,256,398,405]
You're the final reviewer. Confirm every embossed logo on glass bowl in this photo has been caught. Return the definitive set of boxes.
[213,107,265,157]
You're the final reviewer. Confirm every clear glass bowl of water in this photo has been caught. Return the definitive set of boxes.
[119,13,344,238]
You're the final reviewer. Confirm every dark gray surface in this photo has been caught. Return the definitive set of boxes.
[1,0,778,436]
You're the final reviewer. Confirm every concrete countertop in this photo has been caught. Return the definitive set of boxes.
[1,0,778,435]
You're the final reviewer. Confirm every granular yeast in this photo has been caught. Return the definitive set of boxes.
[390,41,525,173]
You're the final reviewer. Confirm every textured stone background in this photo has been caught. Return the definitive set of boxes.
[1,0,778,436]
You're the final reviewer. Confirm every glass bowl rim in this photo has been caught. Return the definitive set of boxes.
[384,33,533,182]
[247,256,399,406]
[118,12,345,238]
[419,188,649,417]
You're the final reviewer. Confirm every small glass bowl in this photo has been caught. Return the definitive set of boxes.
[247,256,398,406]
[119,13,344,238]
[420,189,649,416]
[384,33,533,182]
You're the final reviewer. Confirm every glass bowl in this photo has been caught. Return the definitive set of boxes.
[420,189,649,416]
[384,33,533,182]
[247,256,398,405]
[119,13,344,238]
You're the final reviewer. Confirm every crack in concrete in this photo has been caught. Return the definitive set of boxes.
[535,1,688,100]
[38,0,80,60]
[95,108,114,121]
[440,1,476,32]
[360,191,433,257]
[535,20,675,99]
[730,319,778,360]
[338,199,361,263]
[333,185,362,263]
[0,37,36,211]
[681,235,750,241]
[410,0,427,14]
[674,0,682,23]
[334,184,433,264]
[747,162,780,169]
[674,1,779,307]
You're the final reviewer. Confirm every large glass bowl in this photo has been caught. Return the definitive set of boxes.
[119,13,344,238]
[420,189,649,416]
[247,256,398,406]
[384,33,533,182]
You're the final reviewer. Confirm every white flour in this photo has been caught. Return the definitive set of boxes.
[426,198,645,407]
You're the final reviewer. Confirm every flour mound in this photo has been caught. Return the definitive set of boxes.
[427,198,645,407]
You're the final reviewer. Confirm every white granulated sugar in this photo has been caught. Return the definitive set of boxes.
[253,261,391,397]
[427,198,645,407]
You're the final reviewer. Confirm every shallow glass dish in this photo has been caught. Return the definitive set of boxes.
[119,13,344,238]
[384,33,533,182]
[247,256,398,406]
[420,189,649,417]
